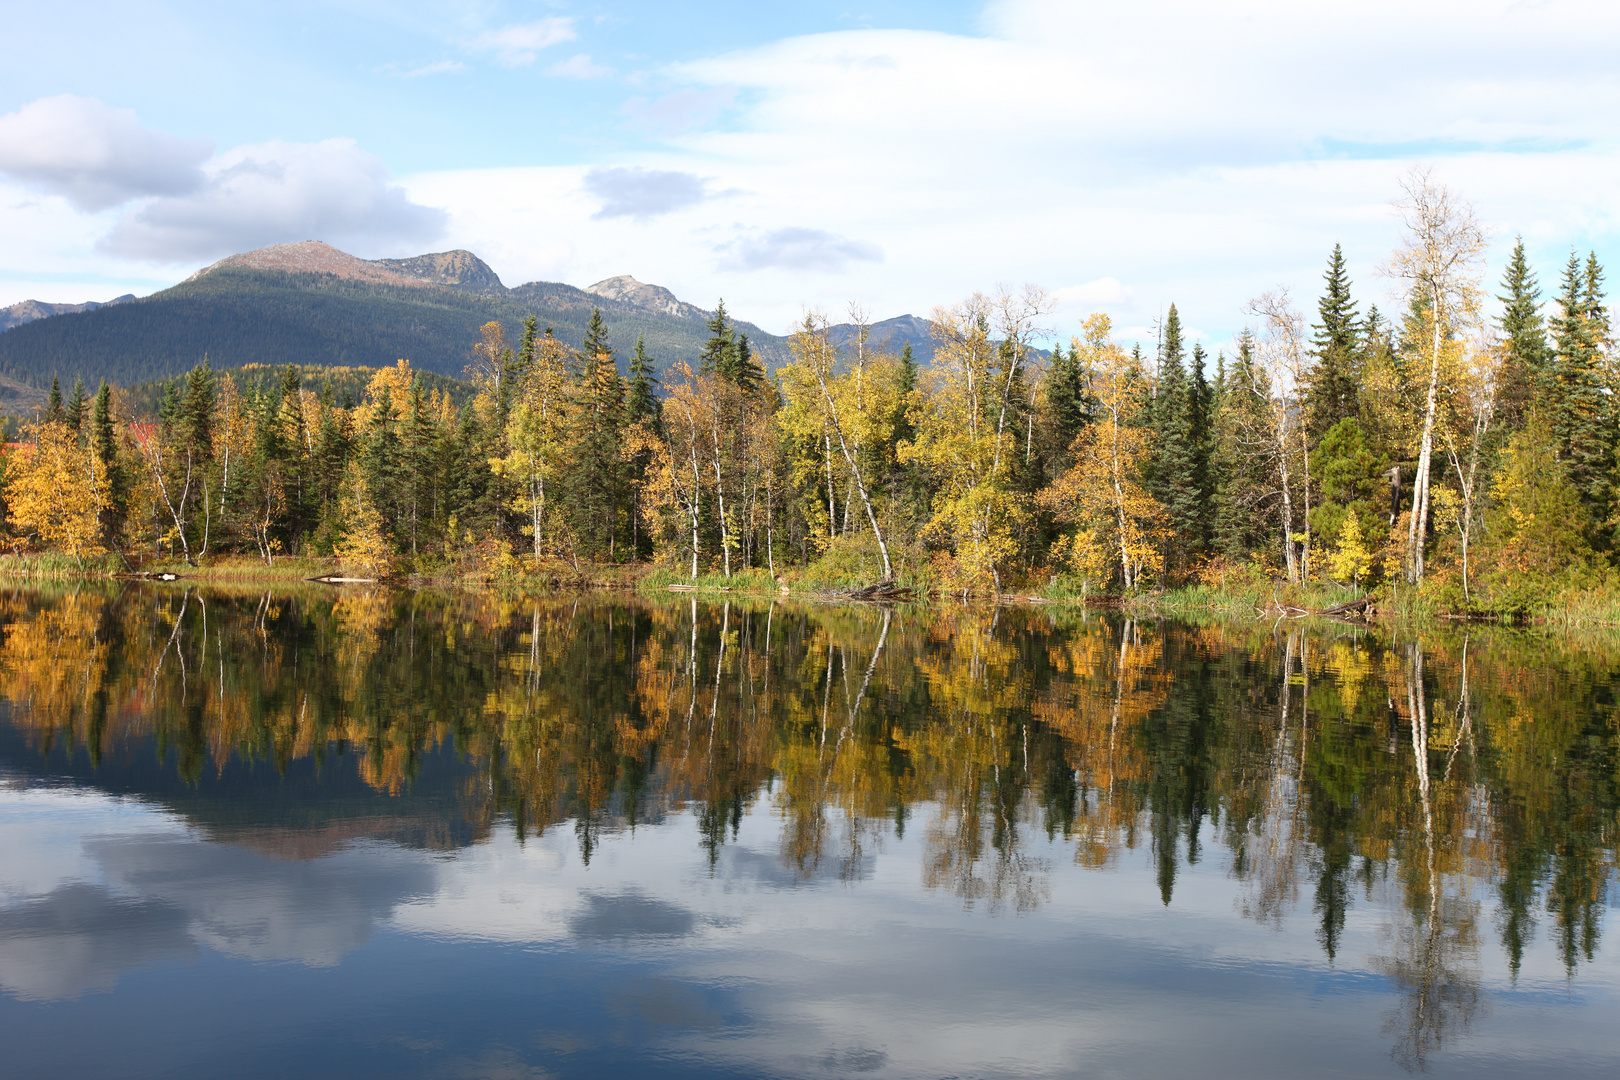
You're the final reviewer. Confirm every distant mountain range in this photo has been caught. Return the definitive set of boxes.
[0,293,136,333]
[0,242,945,400]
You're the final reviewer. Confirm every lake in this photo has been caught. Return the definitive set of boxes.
[0,586,1615,1079]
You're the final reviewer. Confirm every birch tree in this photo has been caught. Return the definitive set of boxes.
[1384,169,1487,583]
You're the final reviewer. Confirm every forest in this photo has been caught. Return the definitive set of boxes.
[0,173,1613,614]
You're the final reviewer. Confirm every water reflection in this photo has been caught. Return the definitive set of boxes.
[0,584,1616,1076]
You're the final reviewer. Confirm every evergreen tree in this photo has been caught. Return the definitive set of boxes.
[1547,251,1611,525]
[1495,237,1550,428]
[624,334,662,559]
[45,377,64,424]
[90,381,125,548]
[1584,251,1611,351]
[571,310,627,558]
[177,358,215,463]
[1044,337,1092,458]
[64,378,88,435]
[625,334,662,430]
[1148,304,1204,574]
[1211,332,1276,559]
[1305,244,1361,439]
[732,333,764,391]
[516,315,540,379]
[361,383,405,546]
[699,300,736,378]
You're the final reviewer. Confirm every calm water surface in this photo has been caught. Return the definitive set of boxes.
[0,586,1616,1079]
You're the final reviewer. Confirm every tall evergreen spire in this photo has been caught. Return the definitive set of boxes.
[1496,237,1549,426]
[699,299,735,378]
[626,334,661,429]
[1306,244,1361,439]
[1547,251,1611,525]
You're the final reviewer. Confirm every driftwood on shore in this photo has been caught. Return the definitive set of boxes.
[1318,596,1374,618]
[844,579,914,602]
[308,575,377,585]
[1257,594,1377,620]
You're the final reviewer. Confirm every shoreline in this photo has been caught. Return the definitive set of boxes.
[4,553,1615,630]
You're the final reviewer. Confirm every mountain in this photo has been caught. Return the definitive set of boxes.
[0,242,790,393]
[826,314,940,364]
[0,293,135,332]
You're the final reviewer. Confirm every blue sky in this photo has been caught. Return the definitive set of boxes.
[3,1,1619,350]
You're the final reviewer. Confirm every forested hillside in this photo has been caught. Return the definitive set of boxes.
[0,245,790,390]
[3,176,1612,615]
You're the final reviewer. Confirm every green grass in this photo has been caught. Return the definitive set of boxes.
[0,552,125,578]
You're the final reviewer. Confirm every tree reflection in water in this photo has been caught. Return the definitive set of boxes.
[0,584,1614,1068]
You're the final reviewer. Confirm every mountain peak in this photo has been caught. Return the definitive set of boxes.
[186,242,427,288]
[372,250,504,291]
[585,276,702,320]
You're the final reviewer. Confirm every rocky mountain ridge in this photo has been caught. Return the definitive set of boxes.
[0,293,136,333]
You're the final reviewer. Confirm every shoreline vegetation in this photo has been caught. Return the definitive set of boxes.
[5,174,1620,630]
[6,551,1620,631]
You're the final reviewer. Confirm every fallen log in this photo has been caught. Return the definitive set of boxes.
[1317,596,1374,618]
[846,579,914,602]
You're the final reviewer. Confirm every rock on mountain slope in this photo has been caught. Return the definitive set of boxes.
[584,276,709,321]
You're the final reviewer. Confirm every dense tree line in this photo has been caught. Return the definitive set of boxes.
[2,173,1615,607]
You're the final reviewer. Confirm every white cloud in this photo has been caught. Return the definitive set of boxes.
[583,167,712,220]
[468,17,576,67]
[546,53,612,80]
[100,138,446,263]
[716,227,882,273]
[1056,278,1131,309]
[0,95,211,212]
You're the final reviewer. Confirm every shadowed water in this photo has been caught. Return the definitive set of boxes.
[0,585,1615,1078]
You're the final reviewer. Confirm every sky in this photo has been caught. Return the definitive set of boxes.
[1,0,1618,350]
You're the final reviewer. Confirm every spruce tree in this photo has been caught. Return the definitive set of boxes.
[1305,244,1361,439]
[1496,237,1550,428]
[177,358,215,463]
[572,309,627,557]
[1547,251,1611,526]
[1044,337,1092,458]
[45,377,64,424]
[626,334,662,430]
[1211,331,1276,558]
[733,333,764,391]
[90,380,125,549]
[64,378,88,434]
[1149,304,1203,575]
[699,300,735,377]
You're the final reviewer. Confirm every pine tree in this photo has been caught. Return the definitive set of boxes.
[1044,337,1092,458]
[699,300,735,378]
[733,333,764,391]
[64,378,88,435]
[45,377,64,424]
[1495,237,1550,429]
[1211,332,1276,559]
[571,309,627,558]
[90,381,125,549]
[1585,251,1611,351]
[516,315,540,379]
[177,358,215,463]
[625,334,662,430]
[1148,305,1204,574]
[1305,244,1361,439]
[1547,251,1611,525]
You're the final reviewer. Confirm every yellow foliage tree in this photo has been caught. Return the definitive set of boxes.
[1037,314,1166,589]
[8,420,104,564]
